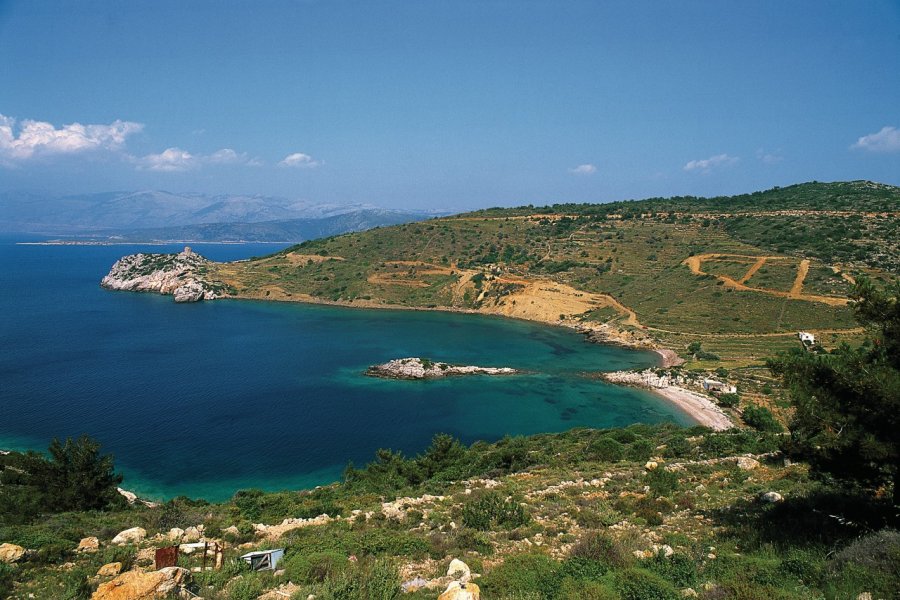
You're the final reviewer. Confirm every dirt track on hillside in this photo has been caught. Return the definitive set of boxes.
[683,253,849,306]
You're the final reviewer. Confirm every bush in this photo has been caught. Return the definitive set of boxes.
[284,550,348,584]
[614,568,679,600]
[480,553,559,598]
[0,564,14,599]
[742,405,783,432]
[570,532,630,568]
[627,439,655,462]
[461,491,530,531]
[829,528,900,576]
[646,468,680,497]
[645,552,699,588]
[318,559,402,600]
[558,577,619,600]
[589,437,625,462]
[717,393,740,408]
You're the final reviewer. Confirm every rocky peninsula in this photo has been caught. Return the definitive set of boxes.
[100,247,229,303]
[367,357,519,380]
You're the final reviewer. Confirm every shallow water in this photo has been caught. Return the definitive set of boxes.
[0,239,692,500]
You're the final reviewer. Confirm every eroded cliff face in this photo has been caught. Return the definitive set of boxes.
[101,247,229,302]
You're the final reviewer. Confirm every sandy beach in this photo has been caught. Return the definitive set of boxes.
[602,370,733,431]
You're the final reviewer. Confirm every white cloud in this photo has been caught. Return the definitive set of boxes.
[756,148,783,164]
[0,113,143,165]
[568,163,597,175]
[136,147,262,172]
[137,147,196,172]
[851,126,900,153]
[683,153,739,173]
[279,152,322,168]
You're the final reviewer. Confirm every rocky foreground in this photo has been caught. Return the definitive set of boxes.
[367,357,519,379]
[100,247,227,303]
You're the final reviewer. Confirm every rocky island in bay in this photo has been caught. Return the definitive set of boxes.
[366,357,519,380]
[100,247,231,303]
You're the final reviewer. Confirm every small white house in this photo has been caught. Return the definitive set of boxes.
[798,332,816,345]
[241,548,285,571]
[702,379,736,394]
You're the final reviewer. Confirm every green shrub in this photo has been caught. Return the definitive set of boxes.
[829,528,900,578]
[646,468,680,497]
[614,568,679,600]
[645,552,699,588]
[480,553,559,598]
[570,532,630,568]
[742,405,783,432]
[717,393,740,408]
[227,573,265,600]
[284,550,348,584]
[662,436,692,458]
[557,555,609,581]
[558,577,619,600]
[318,559,401,600]
[0,564,15,599]
[589,437,626,462]
[461,491,530,531]
[626,439,654,461]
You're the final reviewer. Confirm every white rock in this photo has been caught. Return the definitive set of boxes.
[167,528,185,542]
[760,491,784,503]
[447,558,471,582]
[112,527,147,545]
[735,456,760,470]
[77,536,99,553]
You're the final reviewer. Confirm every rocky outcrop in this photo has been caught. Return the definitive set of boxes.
[77,537,100,553]
[439,581,480,600]
[97,562,122,577]
[366,357,518,380]
[101,247,227,303]
[111,527,146,546]
[0,543,25,563]
[91,567,189,600]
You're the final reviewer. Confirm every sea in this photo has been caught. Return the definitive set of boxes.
[0,238,694,501]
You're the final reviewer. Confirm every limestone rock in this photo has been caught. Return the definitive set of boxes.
[91,567,189,600]
[97,562,123,577]
[101,249,222,303]
[182,526,202,542]
[367,357,518,380]
[447,558,471,582]
[438,581,480,600]
[681,588,699,598]
[760,491,784,503]
[258,583,300,600]
[167,528,185,542]
[77,537,100,553]
[736,456,760,470]
[112,527,147,546]
[0,543,25,563]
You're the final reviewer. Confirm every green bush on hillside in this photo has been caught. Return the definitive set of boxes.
[461,491,530,531]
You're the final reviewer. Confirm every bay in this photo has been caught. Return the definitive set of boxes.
[0,239,693,501]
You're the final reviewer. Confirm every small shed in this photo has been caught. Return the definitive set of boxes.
[240,548,285,572]
[702,379,736,394]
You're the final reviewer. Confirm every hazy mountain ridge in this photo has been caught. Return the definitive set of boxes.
[0,190,429,234]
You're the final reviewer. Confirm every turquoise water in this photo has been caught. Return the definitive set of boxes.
[0,239,693,501]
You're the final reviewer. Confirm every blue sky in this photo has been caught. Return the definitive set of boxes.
[1,0,898,210]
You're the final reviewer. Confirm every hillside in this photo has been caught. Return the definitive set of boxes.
[2,426,897,599]
[197,181,898,367]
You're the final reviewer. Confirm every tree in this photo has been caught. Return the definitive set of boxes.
[24,435,124,512]
[768,278,900,505]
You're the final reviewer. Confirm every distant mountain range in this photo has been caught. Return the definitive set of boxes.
[0,190,442,242]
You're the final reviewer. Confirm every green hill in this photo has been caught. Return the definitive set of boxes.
[209,180,898,367]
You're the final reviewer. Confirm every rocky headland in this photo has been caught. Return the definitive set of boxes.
[367,357,519,380]
[100,247,229,303]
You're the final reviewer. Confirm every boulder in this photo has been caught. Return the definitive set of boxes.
[645,461,659,471]
[438,581,480,600]
[447,558,471,582]
[0,543,25,563]
[736,456,760,471]
[78,536,100,553]
[182,526,202,542]
[112,527,147,546]
[760,491,784,503]
[166,528,185,542]
[91,567,189,600]
[97,562,123,577]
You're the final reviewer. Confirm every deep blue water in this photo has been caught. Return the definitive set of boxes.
[0,239,693,501]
